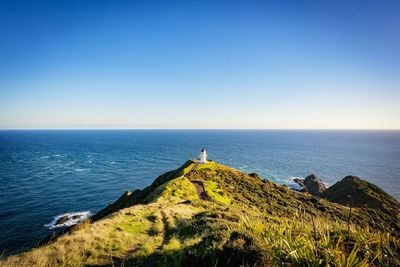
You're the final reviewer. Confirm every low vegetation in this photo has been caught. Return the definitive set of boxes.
[1,160,399,266]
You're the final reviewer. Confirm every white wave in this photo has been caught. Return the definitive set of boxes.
[278,176,305,191]
[44,211,90,229]
[40,156,50,159]
[287,176,330,190]
[74,168,87,172]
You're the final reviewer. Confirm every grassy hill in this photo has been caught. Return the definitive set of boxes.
[1,160,399,267]
[321,175,400,227]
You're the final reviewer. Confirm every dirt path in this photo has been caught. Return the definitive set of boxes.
[91,162,210,266]
[184,162,212,201]
[191,181,212,201]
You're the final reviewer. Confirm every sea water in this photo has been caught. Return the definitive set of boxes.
[1,130,399,254]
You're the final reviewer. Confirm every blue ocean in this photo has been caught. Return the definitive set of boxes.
[1,130,399,255]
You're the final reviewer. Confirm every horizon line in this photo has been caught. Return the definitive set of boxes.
[1,128,400,131]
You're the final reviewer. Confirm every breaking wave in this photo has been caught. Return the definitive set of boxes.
[44,211,90,229]
[285,176,305,191]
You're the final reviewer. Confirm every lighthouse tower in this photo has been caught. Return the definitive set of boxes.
[200,148,208,163]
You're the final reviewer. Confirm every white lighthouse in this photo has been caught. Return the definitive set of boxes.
[200,148,208,163]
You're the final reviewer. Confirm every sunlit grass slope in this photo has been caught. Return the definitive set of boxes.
[1,160,399,266]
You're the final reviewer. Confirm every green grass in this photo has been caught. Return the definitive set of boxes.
[236,211,400,266]
[144,176,199,203]
[204,181,231,205]
[1,160,399,267]
[195,161,218,171]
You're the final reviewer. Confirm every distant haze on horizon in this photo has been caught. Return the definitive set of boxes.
[1,1,399,130]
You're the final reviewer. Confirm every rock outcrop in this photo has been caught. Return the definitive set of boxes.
[303,174,326,195]
[293,174,326,195]
[248,173,260,179]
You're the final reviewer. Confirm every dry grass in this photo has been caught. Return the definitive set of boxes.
[0,186,203,267]
[1,161,399,267]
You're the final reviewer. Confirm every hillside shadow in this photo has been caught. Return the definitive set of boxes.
[85,227,270,267]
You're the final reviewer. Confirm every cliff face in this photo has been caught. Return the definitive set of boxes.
[2,161,400,267]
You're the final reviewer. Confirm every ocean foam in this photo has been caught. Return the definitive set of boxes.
[285,176,305,191]
[44,211,90,229]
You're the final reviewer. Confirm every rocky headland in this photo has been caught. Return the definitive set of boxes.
[1,160,399,267]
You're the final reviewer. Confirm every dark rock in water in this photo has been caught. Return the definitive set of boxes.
[321,175,400,215]
[303,174,326,196]
[293,177,304,185]
[54,214,83,226]
[293,178,306,192]
[55,216,69,226]
[248,173,260,179]
[293,175,326,195]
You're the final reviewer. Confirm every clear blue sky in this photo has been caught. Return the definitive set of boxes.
[1,0,399,129]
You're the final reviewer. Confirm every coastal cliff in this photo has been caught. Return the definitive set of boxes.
[1,160,399,266]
